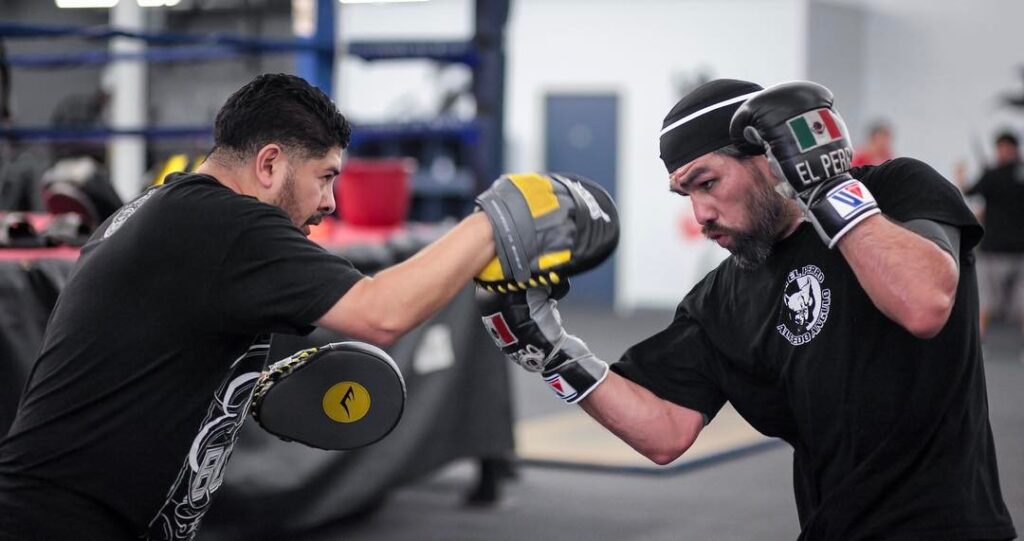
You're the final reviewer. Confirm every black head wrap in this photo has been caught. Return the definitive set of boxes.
[659,79,764,173]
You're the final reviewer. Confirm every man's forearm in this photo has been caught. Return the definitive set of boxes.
[837,214,958,338]
[321,213,494,344]
[369,212,495,333]
[579,372,704,466]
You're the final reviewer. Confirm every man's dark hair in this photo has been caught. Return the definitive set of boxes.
[212,73,351,161]
[995,131,1019,148]
[714,144,758,161]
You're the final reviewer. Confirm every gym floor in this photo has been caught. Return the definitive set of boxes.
[309,307,1024,541]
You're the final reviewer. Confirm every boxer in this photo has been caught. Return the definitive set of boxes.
[478,79,1016,540]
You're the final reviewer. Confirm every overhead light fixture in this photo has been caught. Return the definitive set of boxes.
[292,0,315,36]
[339,0,428,4]
[55,0,119,7]
[55,0,181,7]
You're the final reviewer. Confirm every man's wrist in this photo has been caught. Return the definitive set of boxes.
[805,177,880,248]
[543,354,609,404]
[834,211,885,250]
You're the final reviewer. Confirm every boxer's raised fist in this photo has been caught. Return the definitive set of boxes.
[731,81,880,247]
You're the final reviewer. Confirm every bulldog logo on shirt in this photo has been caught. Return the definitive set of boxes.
[777,265,831,346]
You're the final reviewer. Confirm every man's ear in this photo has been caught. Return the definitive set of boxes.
[254,144,286,190]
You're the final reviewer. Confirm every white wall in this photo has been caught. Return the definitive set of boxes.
[335,0,474,121]
[850,0,1024,178]
[807,2,867,140]
[506,0,808,309]
[335,0,810,310]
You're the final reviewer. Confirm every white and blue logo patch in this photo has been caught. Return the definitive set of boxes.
[825,179,875,219]
[777,265,831,346]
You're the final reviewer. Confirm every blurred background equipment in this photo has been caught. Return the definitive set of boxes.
[40,155,123,227]
[337,158,414,227]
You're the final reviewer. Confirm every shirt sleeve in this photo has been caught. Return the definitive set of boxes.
[610,305,727,423]
[901,219,961,270]
[862,157,984,252]
[205,203,364,335]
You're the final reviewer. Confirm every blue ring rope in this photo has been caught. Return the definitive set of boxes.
[0,22,477,69]
[0,119,480,144]
[0,21,326,50]
[8,46,251,69]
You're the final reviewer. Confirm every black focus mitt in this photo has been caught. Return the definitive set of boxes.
[251,342,406,451]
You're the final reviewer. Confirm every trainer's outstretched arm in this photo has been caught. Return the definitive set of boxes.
[579,372,706,465]
[318,212,495,345]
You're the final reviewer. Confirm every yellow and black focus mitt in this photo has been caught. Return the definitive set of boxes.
[475,172,619,293]
[251,342,406,450]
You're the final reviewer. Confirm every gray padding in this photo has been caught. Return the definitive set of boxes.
[478,182,537,282]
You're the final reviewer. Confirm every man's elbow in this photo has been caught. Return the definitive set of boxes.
[359,313,408,347]
[363,327,401,348]
[638,426,699,465]
[645,446,686,466]
[323,278,413,347]
[902,290,955,339]
[319,310,405,348]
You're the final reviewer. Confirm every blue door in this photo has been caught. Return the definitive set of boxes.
[544,93,618,306]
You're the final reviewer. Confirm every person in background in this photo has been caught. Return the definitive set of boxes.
[960,131,1024,338]
[851,120,894,167]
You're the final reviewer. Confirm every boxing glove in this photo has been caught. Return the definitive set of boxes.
[475,285,608,404]
[730,81,880,248]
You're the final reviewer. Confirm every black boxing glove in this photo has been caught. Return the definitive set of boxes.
[476,285,608,404]
[730,81,880,248]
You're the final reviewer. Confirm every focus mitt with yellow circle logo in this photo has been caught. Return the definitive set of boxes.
[475,172,619,293]
[251,342,406,450]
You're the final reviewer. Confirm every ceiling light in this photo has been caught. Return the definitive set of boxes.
[339,0,428,4]
[55,0,119,7]
[137,0,181,5]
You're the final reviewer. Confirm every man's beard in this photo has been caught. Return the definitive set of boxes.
[275,169,322,229]
[703,169,789,269]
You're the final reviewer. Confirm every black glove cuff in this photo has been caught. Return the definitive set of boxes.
[542,355,609,404]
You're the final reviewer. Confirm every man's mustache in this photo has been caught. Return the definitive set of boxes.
[702,222,742,238]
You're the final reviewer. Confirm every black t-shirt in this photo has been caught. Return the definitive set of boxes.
[614,158,1016,540]
[966,161,1024,253]
[0,173,363,540]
